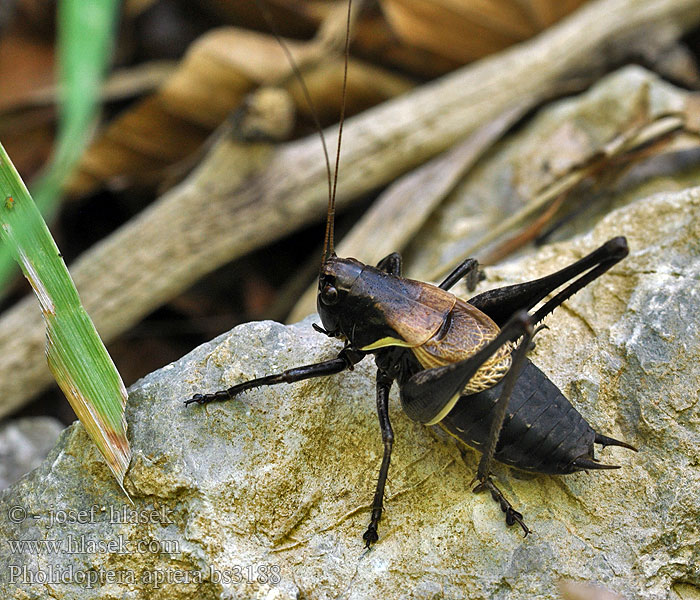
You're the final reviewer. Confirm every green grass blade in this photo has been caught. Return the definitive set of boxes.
[0,142,130,495]
[0,0,119,295]
[35,0,119,215]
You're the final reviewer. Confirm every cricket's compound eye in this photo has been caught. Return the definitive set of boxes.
[320,283,339,306]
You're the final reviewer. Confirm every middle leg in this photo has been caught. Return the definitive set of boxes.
[439,257,481,292]
[376,252,402,276]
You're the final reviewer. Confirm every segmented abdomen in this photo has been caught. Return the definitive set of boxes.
[439,360,595,474]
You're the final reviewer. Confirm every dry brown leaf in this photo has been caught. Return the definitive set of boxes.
[380,0,588,63]
[352,12,459,77]
[15,61,175,109]
[0,107,56,180]
[0,28,55,113]
[67,26,412,197]
[0,22,57,180]
[197,0,328,37]
[287,58,411,122]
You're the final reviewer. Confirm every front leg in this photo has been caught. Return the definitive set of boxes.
[363,368,394,548]
[185,347,365,406]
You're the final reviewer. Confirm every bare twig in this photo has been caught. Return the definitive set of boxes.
[431,113,687,278]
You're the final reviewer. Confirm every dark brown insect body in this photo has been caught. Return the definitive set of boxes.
[188,238,635,545]
[320,254,633,477]
[185,0,636,547]
[317,246,634,474]
[440,360,607,475]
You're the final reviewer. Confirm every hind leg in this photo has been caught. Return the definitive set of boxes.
[469,237,628,327]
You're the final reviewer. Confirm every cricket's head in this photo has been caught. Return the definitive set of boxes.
[316,255,364,338]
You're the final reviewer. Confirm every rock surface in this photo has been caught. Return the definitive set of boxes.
[0,417,64,490]
[1,187,699,599]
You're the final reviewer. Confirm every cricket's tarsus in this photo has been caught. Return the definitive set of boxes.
[186,0,635,549]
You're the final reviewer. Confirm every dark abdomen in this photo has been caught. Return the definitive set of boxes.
[440,360,595,474]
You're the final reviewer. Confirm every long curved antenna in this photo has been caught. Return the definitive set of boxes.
[254,0,353,261]
[325,0,352,260]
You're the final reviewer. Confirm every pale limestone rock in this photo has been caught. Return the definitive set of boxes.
[1,187,698,599]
